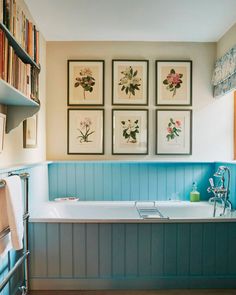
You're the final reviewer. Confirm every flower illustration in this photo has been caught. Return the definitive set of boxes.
[166,118,182,141]
[119,66,141,98]
[163,69,183,97]
[77,117,95,143]
[74,67,95,99]
[121,119,139,143]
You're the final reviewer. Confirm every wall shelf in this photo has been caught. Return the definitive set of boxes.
[0,22,40,71]
[0,19,41,133]
[0,79,39,106]
[0,79,40,133]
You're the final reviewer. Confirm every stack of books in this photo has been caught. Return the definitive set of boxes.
[0,0,39,102]
[0,0,39,64]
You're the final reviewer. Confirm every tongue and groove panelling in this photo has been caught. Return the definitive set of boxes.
[29,222,236,290]
[48,162,215,201]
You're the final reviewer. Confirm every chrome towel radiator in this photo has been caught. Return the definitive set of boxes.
[0,172,30,295]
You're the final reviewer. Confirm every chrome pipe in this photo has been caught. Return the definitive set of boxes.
[0,251,29,292]
[0,213,29,241]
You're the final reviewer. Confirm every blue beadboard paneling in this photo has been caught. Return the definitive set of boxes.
[73,224,86,277]
[99,224,112,278]
[190,224,203,275]
[29,221,236,290]
[125,224,138,277]
[86,224,99,277]
[60,224,73,277]
[47,224,60,278]
[48,162,215,202]
[176,223,190,275]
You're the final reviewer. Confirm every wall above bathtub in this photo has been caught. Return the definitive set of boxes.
[46,41,233,161]
[48,161,214,202]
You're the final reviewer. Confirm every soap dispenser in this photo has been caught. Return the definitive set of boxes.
[190,181,200,202]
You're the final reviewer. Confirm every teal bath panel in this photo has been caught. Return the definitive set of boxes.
[48,162,214,201]
[29,222,236,290]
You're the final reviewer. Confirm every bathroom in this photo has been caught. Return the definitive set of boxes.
[0,0,236,294]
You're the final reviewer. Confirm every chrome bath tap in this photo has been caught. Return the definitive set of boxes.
[207,166,232,217]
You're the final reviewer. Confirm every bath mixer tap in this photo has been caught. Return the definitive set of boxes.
[207,166,232,217]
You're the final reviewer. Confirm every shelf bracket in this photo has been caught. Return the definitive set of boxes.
[6,104,40,133]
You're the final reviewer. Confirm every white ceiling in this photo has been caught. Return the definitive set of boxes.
[25,0,236,42]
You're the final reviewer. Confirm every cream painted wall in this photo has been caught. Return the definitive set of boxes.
[217,22,236,58]
[0,0,46,168]
[46,41,233,161]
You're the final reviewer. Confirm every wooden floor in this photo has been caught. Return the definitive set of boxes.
[29,290,236,295]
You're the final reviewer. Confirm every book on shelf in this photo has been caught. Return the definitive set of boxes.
[0,0,39,64]
[0,27,39,101]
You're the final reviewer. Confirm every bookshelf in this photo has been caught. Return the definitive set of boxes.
[0,22,40,70]
[0,1,41,133]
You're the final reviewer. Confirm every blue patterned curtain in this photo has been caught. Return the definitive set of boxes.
[212,44,236,97]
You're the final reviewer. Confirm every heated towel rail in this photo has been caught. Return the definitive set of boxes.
[0,172,30,295]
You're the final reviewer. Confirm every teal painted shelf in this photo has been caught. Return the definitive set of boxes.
[0,79,39,106]
[0,79,40,133]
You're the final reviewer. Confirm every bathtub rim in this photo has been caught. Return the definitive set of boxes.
[29,200,236,223]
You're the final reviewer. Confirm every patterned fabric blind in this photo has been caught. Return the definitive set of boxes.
[212,44,236,97]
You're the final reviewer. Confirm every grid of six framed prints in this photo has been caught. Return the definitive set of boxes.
[67,59,192,155]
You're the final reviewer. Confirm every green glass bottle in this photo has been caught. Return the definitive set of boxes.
[190,182,200,202]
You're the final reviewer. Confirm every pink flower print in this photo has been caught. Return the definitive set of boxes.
[167,127,173,133]
[175,120,181,127]
[166,118,182,141]
[163,69,183,97]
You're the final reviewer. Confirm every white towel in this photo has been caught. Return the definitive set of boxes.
[4,176,24,250]
[0,182,12,258]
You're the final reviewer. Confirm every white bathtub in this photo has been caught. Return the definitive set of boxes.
[29,201,236,223]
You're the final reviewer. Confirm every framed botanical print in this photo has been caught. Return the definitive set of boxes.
[156,60,192,106]
[68,60,104,106]
[112,60,149,105]
[112,109,148,154]
[68,109,104,154]
[0,113,6,152]
[156,109,192,155]
[23,114,38,148]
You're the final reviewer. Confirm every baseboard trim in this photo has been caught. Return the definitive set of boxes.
[30,276,236,290]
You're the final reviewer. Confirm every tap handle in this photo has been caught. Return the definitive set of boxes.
[209,178,214,187]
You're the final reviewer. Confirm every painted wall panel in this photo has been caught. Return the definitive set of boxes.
[125,224,138,277]
[60,224,73,277]
[99,224,112,278]
[29,222,236,290]
[48,162,215,202]
[47,224,60,277]
[138,224,151,276]
[163,224,177,276]
[189,224,203,275]
[73,224,86,277]
[112,224,125,277]
[151,224,164,276]
[86,224,99,277]
[176,223,190,275]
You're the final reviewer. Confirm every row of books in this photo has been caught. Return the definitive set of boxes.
[0,28,39,101]
[0,0,39,64]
